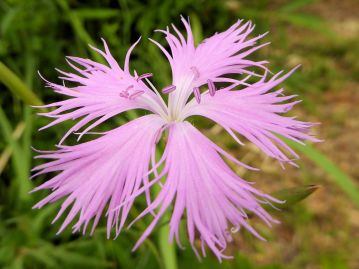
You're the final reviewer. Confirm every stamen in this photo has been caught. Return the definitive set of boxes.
[119,92,129,98]
[190,66,200,80]
[207,79,216,96]
[193,87,201,103]
[129,90,145,100]
[119,85,133,98]
[125,85,134,91]
[136,73,153,82]
[161,85,176,94]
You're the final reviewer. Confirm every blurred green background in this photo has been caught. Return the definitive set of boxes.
[1,0,359,268]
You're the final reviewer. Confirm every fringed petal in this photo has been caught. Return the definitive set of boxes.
[37,39,166,144]
[154,16,269,118]
[131,122,280,261]
[182,67,320,166]
[32,115,166,238]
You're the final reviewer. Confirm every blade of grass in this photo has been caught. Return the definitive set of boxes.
[51,248,111,267]
[283,138,359,207]
[279,0,316,12]
[72,8,119,20]
[56,0,104,64]
[11,257,24,269]
[22,53,36,176]
[28,248,58,268]
[145,239,164,269]
[22,107,32,176]
[0,122,24,175]
[126,229,164,269]
[0,61,43,106]
[278,13,332,35]
[0,108,31,202]
[189,13,203,46]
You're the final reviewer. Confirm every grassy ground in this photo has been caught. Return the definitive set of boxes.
[0,0,358,268]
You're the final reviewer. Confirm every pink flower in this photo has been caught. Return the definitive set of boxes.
[32,17,318,260]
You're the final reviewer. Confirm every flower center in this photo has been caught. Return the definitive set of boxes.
[166,66,200,121]
[138,68,217,123]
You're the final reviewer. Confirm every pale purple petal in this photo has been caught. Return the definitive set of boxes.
[32,115,165,237]
[182,67,320,165]
[37,39,166,143]
[154,16,269,119]
[155,17,268,86]
[131,122,280,261]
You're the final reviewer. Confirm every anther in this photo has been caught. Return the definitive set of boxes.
[119,85,133,98]
[136,73,153,82]
[125,85,134,91]
[207,79,216,96]
[190,66,200,80]
[119,92,129,98]
[161,85,176,94]
[129,90,145,100]
[193,87,201,103]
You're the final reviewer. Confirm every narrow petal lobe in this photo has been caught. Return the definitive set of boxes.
[32,115,165,237]
[132,122,279,261]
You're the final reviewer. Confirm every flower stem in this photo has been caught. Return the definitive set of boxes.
[159,221,178,269]
[153,146,178,269]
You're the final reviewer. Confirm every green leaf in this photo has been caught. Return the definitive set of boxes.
[0,62,42,106]
[279,0,316,12]
[144,239,164,269]
[0,108,31,202]
[55,0,104,64]
[10,257,23,269]
[283,138,359,208]
[31,204,58,236]
[51,249,111,267]
[278,13,332,35]
[1,7,20,35]
[28,248,58,268]
[189,13,203,46]
[264,185,319,211]
[0,122,24,175]
[21,106,32,176]
[72,9,119,20]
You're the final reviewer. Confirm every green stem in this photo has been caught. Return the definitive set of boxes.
[158,221,178,269]
[153,146,178,269]
[0,61,43,106]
